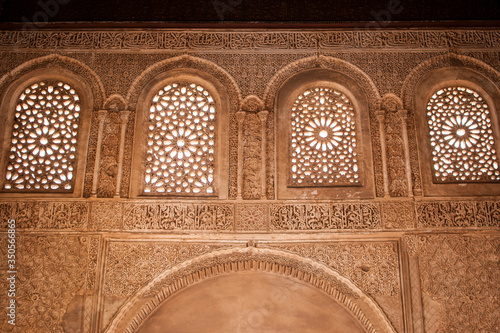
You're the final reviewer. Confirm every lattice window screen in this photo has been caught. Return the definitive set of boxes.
[4,81,81,191]
[144,82,216,195]
[426,86,500,183]
[289,86,360,186]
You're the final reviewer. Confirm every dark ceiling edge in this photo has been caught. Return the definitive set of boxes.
[0,20,499,30]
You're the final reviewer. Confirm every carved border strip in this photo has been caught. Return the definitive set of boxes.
[270,203,382,230]
[0,30,499,51]
[123,203,235,231]
[416,201,500,228]
[2,200,499,231]
[0,201,89,229]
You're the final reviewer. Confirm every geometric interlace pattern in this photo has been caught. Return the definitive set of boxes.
[144,82,216,195]
[4,81,81,191]
[290,86,360,186]
[426,86,500,182]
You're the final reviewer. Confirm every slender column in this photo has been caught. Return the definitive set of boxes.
[375,110,390,197]
[114,111,130,198]
[398,109,414,197]
[91,110,108,197]
[258,111,268,200]
[236,111,246,200]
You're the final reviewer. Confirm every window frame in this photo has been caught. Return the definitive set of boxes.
[415,67,500,197]
[0,68,93,198]
[276,69,375,200]
[130,69,229,199]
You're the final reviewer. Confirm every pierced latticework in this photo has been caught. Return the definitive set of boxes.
[4,81,81,191]
[144,82,216,195]
[426,86,500,183]
[289,86,360,186]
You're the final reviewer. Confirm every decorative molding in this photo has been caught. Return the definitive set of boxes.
[126,54,242,111]
[381,201,416,229]
[89,201,123,230]
[263,54,380,111]
[240,94,264,112]
[1,200,499,231]
[1,30,499,52]
[103,93,127,111]
[402,53,500,112]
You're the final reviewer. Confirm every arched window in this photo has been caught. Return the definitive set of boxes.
[290,86,360,186]
[1,69,91,196]
[426,86,500,183]
[144,82,216,195]
[131,72,229,199]
[413,66,500,197]
[275,69,375,200]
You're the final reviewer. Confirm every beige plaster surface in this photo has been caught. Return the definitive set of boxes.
[137,271,366,333]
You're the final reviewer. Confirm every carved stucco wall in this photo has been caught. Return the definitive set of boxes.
[0,29,498,333]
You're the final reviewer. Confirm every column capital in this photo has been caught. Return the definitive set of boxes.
[236,111,246,123]
[119,110,131,124]
[375,110,385,123]
[397,109,408,120]
[97,110,108,121]
[258,110,269,122]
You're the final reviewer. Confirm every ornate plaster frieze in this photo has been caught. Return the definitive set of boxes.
[416,200,500,228]
[0,30,499,52]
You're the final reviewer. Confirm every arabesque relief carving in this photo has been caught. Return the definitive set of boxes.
[405,234,499,332]
[0,26,498,333]
[0,235,91,333]
[0,201,88,229]
[270,203,381,230]
[416,201,500,228]
[269,242,400,296]
[123,203,234,230]
[104,242,226,297]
